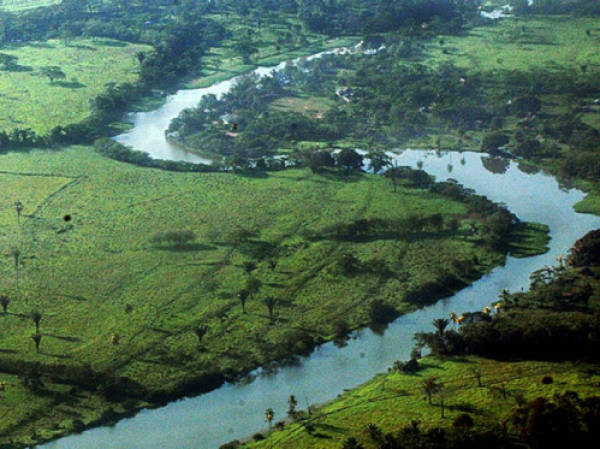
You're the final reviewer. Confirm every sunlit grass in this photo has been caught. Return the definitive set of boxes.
[248,356,600,449]
[0,38,150,134]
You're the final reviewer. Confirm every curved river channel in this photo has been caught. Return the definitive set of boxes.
[39,52,600,449]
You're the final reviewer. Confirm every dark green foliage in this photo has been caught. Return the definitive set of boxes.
[368,299,398,326]
[0,295,9,313]
[482,132,510,152]
[94,139,215,172]
[568,229,600,267]
[453,413,474,429]
[341,436,364,449]
[510,392,599,449]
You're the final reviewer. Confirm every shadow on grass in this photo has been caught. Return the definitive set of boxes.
[446,402,484,415]
[0,64,33,72]
[66,43,97,51]
[45,334,82,343]
[154,243,216,252]
[95,39,128,47]
[26,42,56,49]
[0,348,18,354]
[54,80,86,89]
[40,351,73,360]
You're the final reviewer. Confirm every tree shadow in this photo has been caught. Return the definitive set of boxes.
[54,81,87,89]
[27,42,56,49]
[0,348,18,354]
[45,334,82,343]
[39,351,73,359]
[95,40,128,47]
[446,402,483,415]
[66,43,97,51]
[154,243,216,252]
[0,64,33,72]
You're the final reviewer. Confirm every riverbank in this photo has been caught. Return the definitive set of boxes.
[243,355,600,449]
[0,146,538,448]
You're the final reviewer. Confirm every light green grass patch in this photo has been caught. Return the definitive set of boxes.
[426,16,600,74]
[271,95,336,118]
[0,38,150,134]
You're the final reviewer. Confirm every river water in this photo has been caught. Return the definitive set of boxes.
[39,49,600,449]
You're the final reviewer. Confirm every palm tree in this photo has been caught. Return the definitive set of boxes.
[287,395,298,419]
[265,408,275,427]
[469,365,483,387]
[10,247,21,294]
[14,200,24,226]
[243,261,256,275]
[0,295,9,314]
[194,325,209,344]
[342,437,364,449]
[432,318,449,338]
[422,377,441,405]
[238,289,249,313]
[32,333,42,353]
[31,310,42,332]
[263,297,278,321]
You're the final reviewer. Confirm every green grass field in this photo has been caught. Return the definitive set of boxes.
[271,95,337,118]
[427,16,600,73]
[0,144,521,446]
[0,38,149,134]
[247,356,600,449]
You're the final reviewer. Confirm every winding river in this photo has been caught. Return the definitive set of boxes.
[39,51,600,449]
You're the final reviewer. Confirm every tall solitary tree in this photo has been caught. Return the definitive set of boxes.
[263,296,278,322]
[32,333,42,353]
[288,395,298,419]
[422,377,442,405]
[31,310,42,333]
[40,66,66,84]
[238,289,249,313]
[265,408,275,427]
[432,318,449,338]
[194,325,209,344]
[0,295,9,314]
[10,246,21,294]
[14,200,23,225]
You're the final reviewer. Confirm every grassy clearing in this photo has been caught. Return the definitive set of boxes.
[270,95,337,118]
[427,16,600,73]
[0,145,513,445]
[247,356,600,449]
[0,38,150,134]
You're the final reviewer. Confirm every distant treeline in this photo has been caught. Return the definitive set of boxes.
[94,138,216,173]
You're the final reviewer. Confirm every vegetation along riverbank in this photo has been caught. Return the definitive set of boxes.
[0,0,599,447]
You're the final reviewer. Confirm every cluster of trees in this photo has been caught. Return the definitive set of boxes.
[331,391,600,449]
[415,229,600,361]
[93,138,215,172]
